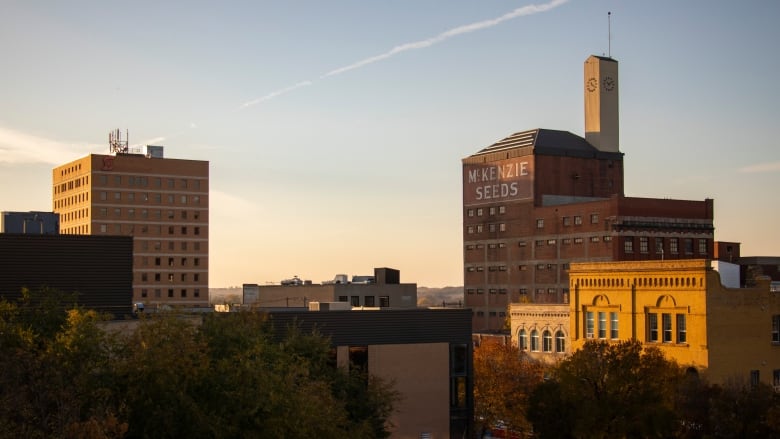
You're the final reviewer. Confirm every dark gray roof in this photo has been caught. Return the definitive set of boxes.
[469,128,623,160]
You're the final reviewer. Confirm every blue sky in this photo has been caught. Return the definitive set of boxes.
[1,0,779,287]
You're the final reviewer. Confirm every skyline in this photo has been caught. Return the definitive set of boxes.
[1,1,779,287]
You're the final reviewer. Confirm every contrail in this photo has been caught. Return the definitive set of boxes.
[240,0,568,109]
[240,81,313,109]
[323,0,569,78]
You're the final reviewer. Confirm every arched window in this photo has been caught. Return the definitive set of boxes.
[519,329,528,351]
[555,330,566,353]
[530,330,539,352]
[542,330,552,352]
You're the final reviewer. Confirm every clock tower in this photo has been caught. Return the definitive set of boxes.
[584,55,619,153]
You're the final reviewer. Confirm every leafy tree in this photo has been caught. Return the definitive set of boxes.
[0,291,400,438]
[473,341,545,437]
[529,340,682,439]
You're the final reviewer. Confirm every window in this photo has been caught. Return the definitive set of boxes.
[168,289,174,298]
[536,219,544,229]
[547,239,556,245]
[574,237,583,244]
[639,237,649,254]
[563,216,571,226]
[655,238,664,254]
[519,329,528,350]
[610,312,619,339]
[114,192,121,200]
[181,289,187,298]
[677,314,687,344]
[489,224,496,233]
[750,370,760,388]
[530,330,540,352]
[772,315,780,343]
[141,273,148,282]
[477,208,483,216]
[350,296,360,307]
[477,225,483,233]
[498,206,505,214]
[542,330,552,352]
[662,313,672,343]
[499,223,506,232]
[591,213,599,224]
[338,296,348,302]
[467,226,474,234]
[364,296,375,307]
[624,237,634,253]
[574,215,582,225]
[141,289,148,298]
[698,239,708,255]
[379,296,390,307]
[598,312,607,339]
[648,313,658,342]
[489,207,496,215]
[684,238,694,254]
[535,240,544,247]
[467,209,474,217]
[99,224,107,233]
[586,312,594,338]
[555,330,565,353]
[590,236,600,243]
[670,238,679,254]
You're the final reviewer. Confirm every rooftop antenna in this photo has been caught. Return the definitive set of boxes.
[608,11,612,58]
[109,128,129,154]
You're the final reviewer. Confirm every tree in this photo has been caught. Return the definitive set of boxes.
[529,340,682,439]
[473,341,545,437]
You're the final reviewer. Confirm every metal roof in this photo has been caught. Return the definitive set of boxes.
[467,128,623,160]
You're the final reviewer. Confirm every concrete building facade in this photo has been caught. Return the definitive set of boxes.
[569,259,780,387]
[463,55,714,332]
[52,148,209,308]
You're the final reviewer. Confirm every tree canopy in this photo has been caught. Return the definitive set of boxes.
[0,288,398,438]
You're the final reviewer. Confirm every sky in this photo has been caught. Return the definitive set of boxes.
[1,0,779,288]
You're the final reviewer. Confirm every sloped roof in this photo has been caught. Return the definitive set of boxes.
[468,128,623,160]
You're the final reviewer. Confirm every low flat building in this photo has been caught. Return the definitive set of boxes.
[243,267,417,310]
[1,211,59,234]
[509,302,570,363]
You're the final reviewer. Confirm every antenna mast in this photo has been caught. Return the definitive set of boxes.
[608,11,612,58]
[109,128,129,154]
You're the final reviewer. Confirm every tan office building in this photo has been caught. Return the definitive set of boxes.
[52,146,209,308]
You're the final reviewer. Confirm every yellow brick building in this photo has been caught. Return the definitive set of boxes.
[569,259,780,387]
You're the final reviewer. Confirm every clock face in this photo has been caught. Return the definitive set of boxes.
[587,77,598,92]
[603,76,615,91]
